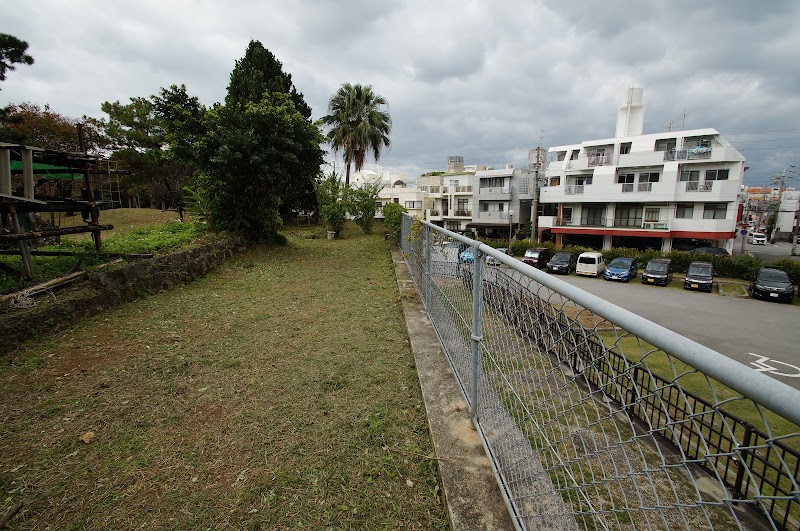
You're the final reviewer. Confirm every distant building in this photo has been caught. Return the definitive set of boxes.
[538,88,746,252]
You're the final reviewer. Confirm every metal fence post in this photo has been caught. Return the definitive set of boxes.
[469,247,484,423]
[423,226,431,310]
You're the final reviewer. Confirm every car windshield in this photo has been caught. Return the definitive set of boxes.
[647,261,668,273]
[552,253,571,262]
[688,264,712,276]
[524,250,541,258]
[609,258,632,268]
[758,269,790,283]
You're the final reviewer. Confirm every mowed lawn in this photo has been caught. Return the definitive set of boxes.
[0,223,449,529]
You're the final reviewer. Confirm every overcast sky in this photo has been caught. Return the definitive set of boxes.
[3,0,799,187]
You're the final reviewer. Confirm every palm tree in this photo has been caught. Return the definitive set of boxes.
[321,83,391,186]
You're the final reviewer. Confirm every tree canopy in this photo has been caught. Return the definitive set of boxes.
[193,41,324,241]
[321,83,392,186]
[0,33,34,86]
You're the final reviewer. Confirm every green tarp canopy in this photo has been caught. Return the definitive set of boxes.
[10,160,83,180]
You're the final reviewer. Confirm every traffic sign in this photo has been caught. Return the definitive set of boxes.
[740,229,747,235]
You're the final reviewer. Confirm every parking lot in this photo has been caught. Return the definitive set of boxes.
[542,269,800,390]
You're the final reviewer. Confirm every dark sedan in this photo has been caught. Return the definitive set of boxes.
[546,252,576,275]
[750,268,795,303]
[684,261,714,292]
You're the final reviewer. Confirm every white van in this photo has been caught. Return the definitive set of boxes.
[576,252,606,277]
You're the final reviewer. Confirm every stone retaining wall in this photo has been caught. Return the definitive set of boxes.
[0,237,242,355]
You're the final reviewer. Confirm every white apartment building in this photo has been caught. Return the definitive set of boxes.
[418,164,533,236]
[350,170,426,220]
[539,88,746,252]
[775,189,800,239]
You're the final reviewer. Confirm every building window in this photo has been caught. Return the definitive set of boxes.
[570,150,579,160]
[480,202,489,212]
[640,172,660,183]
[562,207,573,223]
[703,203,727,219]
[404,201,422,209]
[375,201,382,208]
[614,205,643,227]
[675,203,694,219]
[574,175,592,185]
[655,138,677,152]
[393,198,399,204]
[680,170,700,182]
[498,202,504,212]
[644,208,659,222]
[618,173,635,192]
[446,221,459,231]
[549,177,561,186]
[457,198,469,210]
[619,142,631,155]
[685,137,712,149]
[705,169,729,181]
[480,177,505,188]
[581,206,605,226]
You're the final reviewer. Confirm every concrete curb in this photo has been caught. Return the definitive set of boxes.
[391,247,515,531]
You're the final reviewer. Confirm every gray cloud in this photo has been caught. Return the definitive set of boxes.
[1,0,798,187]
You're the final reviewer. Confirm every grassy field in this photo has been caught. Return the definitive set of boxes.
[0,221,449,529]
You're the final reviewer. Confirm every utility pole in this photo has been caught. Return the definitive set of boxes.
[529,132,545,243]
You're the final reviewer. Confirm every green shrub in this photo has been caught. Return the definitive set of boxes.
[766,258,800,285]
[382,202,407,242]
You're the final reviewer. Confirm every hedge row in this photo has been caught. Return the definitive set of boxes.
[477,237,800,285]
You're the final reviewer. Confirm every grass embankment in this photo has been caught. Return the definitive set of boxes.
[0,222,448,529]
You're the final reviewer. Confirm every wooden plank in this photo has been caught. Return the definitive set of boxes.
[0,224,113,241]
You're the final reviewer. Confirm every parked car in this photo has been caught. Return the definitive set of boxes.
[458,248,476,264]
[603,257,637,282]
[683,261,714,292]
[747,232,767,245]
[689,246,730,256]
[576,252,606,277]
[546,252,576,275]
[750,268,795,303]
[522,247,550,269]
[486,247,511,266]
[641,258,673,286]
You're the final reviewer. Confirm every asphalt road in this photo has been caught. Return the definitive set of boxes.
[554,272,800,390]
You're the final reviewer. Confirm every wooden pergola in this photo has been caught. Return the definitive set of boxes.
[0,141,128,278]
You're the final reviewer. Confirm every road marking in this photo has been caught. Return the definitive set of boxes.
[748,353,800,378]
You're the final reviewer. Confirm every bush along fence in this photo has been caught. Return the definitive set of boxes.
[401,214,800,531]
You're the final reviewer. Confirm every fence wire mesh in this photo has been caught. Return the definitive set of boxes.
[401,215,800,531]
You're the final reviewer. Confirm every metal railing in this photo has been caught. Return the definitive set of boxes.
[401,214,800,530]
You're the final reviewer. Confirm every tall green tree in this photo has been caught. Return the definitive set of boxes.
[194,41,324,242]
[226,40,311,119]
[321,83,392,186]
[0,33,34,86]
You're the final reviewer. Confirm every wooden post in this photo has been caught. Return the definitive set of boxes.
[9,204,33,278]
[22,149,34,200]
[0,148,11,195]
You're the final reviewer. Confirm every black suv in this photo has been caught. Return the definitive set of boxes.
[546,252,576,275]
[684,261,714,292]
[750,268,795,303]
[641,258,673,286]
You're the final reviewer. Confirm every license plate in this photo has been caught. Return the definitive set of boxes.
[647,278,654,283]
[612,275,619,279]
[691,284,698,288]
[770,293,779,298]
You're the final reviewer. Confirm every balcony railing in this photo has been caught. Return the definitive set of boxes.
[664,147,712,161]
[566,185,585,195]
[429,186,440,194]
[455,185,472,193]
[587,154,611,167]
[685,181,713,192]
[430,210,440,216]
[454,210,472,217]
[557,217,670,230]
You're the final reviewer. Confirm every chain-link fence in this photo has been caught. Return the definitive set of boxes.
[400,215,800,530]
